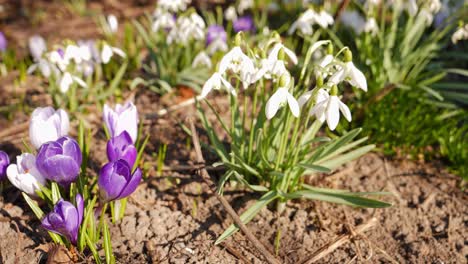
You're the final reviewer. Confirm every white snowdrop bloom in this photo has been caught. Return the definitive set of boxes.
[315,10,334,28]
[28,35,47,61]
[218,46,254,75]
[288,9,316,35]
[428,0,441,13]
[419,9,434,25]
[207,38,228,55]
[304,88,329,119]
[152,8,176,32]
[238,0,254,14]
[7,153,47,197]
[340,11,366,34]
[175,13,206,44]
[107,14,118,33]
[239,59,257,89]
[451,24,468,44]
[267,43,298,65]
[364,18,379,36]
[200,72,235,98]
[328,61,367,91]
[101,44,126,64]
[58,72,87,93]
[265,83,300,119]
[315,54,334,77]
[192,51,212,68]
[405,0,418,16]
[158,0,191,12]
[64,44,91,64]
[254,58,289,83]
[224,6,238,21]
[48,50,69,71]
[27,58,53,78]
[309,89,351,130]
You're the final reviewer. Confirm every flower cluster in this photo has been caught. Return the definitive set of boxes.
[288,8,334,35]
[27,36,125,93]
[452,23,468,44]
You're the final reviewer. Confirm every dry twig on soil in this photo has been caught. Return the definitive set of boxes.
[188,118,281,264]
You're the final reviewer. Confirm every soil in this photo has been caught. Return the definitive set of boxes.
[0,1,467,264]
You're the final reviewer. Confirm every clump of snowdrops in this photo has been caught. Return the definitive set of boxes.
[197,32,391,244]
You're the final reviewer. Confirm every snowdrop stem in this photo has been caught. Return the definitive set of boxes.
[275,111,293,172]
[334,46,350,59]
[247,86,259,163]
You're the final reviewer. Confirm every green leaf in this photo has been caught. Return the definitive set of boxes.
[97,62,128,101]
[85,233,102,264]
[287,190,392,208]
[51,182,61,204]
[103,221,114,264]
[317,144,375,170]
[215,191,278,245]
[302,184,392,196]
[298,163,331,173]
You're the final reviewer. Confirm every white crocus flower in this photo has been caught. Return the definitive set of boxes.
[29,106,69,149]
[225,6,238,21]
[328,61,367,91]
[200,72,235,98]
[28,35,47,61]
[107,14,118,33]
[265,80,300,119]
[101,44,126,64]
[192,51,212,68]
[364,18,379,36]
[268,43,298,65]
[309,89,351,130]
[58,72,88,93]
[103,102,139,142]
[7,153,47,197]
[158,0,191,12]
[218,46,254,74]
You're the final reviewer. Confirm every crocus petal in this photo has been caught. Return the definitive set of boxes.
[118,168,142,199]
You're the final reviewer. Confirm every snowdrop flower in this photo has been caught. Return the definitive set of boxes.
[58,72,87,93]
[315,10,334,28]
[404,0,418,16]
[309,88,351,130]
[315,54,334,77]
[255,58,288,83]
[288,10,314,35]
[175,13,206,44]
[238,0,254,14]
[64,44,91,64]
[7,153,47,196]
[103,102,139,143]
[265,75,299,119]
[29,35,47,61]
[268,43,298,65]
[225,6,238,21]
[219,46,254,75]
[451,24,468,44]
[152,8,176,32]
[364,18,379,36]
[48,49,69,71]
[27,59,53,78]
[158,0,191,12]
[29,106,70,149]
[427,0,442,13]
[192,51,212,68]
[328,52,367,91]
[200,72,235,98]
[101,43,126,64]
[340,11,366,34]
[107,14,118,33]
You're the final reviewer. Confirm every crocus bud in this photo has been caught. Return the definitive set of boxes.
[36,137,82,187]
[233,16,255,33]
[98,160,142,202]
[103,102,138,143]
[206,25,227,46]
[29,35,47,61]
[0,151,9,181]
[107,131,137,168]
[6,153,46,196]
[0,32,7,52]
[29,107,70,149]
[42,194,84,245]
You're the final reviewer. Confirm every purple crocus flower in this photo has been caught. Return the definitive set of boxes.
[206,25,227,46]
[0,32,7,52]
[42,194,84,245]
[233,16,255,33]
[98,160,141,202]
[0,151,9,180]
[107,131,137,168]
[36,136,82,186]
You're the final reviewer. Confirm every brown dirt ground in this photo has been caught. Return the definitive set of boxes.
[0,1,467,263]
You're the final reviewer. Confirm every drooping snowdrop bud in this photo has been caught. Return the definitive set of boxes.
[328,50,367,91]
[29,107,70,149]
[29,35,47,61]
[101,43,126,64]
[7,153,47,196]
[224,6,238,21]
[107,131,137,168]
[233,16,255,33]
[268,43,298,65]
[42,194,83,245]
[315,10,334,28]
[309,87,352,131]
[0,32,7,52]
[58,72,87,93]
[98,160,142,202]
[107,14,118,33]
[200,72,235,98]
[238,0,254,14]
[103,102,139,143]
[265,74,299,119]
[192,51,212,68]
[0,151,10,181]
[36,136,82,187]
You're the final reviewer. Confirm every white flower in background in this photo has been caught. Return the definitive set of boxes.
[365,0,381,9]
[451,24,468,44]
[174,13,206,44]
[103,102,139,143]
[315,10,334,28]
[28,35,47,61]
[7,153,47,197]
[309,88,351,130]
[364,18,379,36]
[315,54,334,77]
[107,14,118,33]
[152,8,176,32]
[288,9,316,35]
[48,49,69,71]
[340,11,366,34]
[158,0,191,12]
[268,43,298,65]
[200,72,235,98]
[404,0,418,16]
[428,0,442,13]
[219,46,254,74]
[255,58,288,82]
[207,38,228,54]
[419,9,434,25]
[58,72,87,93]
[29,106,70,149]
[238,0,254,14]
[101,44,126,64]
[265,76,299,119]
[27,59,53,78]
[64,44,91,64]
[225,6,238,21]
[192,51,212,68]
[329,61,367,91]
